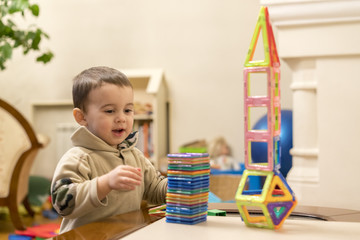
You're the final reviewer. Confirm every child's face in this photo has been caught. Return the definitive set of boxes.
[82,83,134,148]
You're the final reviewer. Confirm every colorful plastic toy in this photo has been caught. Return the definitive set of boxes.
[235,6,297,230]
[207,209,227,216]
[165,153,210,225]
[149,204,166,217]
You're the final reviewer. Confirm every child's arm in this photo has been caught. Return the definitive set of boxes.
[51,153,143,219]
[97,165,142,201]
[51,155,97,218]
[142,157,167,204]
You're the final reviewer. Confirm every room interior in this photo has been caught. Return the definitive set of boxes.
[1,0,360,238]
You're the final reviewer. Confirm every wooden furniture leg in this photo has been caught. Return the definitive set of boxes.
[23,195,35,217]
[8,199,26,230]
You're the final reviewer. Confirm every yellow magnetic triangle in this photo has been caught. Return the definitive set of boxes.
[235,170,274,203]
[265,175,293,202]
[237,201,274,229]
[244,6,280,68]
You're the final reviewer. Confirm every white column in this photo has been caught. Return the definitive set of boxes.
[288,59,319,184]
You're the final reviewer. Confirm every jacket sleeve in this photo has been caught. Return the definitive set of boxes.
[141,152,168,204]
[51,149,106,219]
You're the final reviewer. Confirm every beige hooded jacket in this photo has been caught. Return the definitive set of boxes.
[51,126,167,233]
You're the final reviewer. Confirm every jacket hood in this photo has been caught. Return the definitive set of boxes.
[71,126,138,153]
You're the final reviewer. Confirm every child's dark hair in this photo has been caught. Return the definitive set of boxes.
[72,66,132,112]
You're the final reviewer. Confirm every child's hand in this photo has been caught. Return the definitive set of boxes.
[107,165,142,191]
[97,166,142,200]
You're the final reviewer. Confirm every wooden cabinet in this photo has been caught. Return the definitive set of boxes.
[122,69,169,169]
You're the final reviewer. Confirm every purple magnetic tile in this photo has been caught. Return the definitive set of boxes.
[267,201,293,225]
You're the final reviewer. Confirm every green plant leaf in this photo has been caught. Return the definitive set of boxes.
[36,51,53,63]
[0,0,53,70]
[0,42,13,59]
[8,0,30,14]
[29,4,39,16]
[0,65,5,70]
[30,29,42,49]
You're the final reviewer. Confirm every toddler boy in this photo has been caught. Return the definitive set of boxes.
[51,66,167,233]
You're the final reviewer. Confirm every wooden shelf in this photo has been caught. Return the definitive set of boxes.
[122,69,168,169]
[134,114,153,121]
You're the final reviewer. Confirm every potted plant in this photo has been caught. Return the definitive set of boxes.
[0,0,53,70]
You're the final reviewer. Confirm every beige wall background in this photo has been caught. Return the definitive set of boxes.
[0,0,293,176]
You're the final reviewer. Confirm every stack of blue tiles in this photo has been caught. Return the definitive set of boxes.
[165,153,210,225]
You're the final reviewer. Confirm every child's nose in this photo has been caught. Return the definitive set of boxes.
[116,113,126,123]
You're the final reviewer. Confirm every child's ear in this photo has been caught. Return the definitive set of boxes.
[73,108,87,126]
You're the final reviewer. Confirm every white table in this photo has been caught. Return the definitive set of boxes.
[122,215,360,240]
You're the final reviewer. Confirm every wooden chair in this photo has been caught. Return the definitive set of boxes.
[0,98,49,230]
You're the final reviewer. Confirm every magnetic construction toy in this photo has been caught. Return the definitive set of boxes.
[235,6,297,229]
[165,153,210,225]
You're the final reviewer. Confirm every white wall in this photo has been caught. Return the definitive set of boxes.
[0,0,293,177]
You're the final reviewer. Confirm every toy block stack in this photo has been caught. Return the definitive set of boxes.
[166,153,210,225]
[235,6,297,229]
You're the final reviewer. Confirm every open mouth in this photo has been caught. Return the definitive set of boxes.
[112,129,125,135]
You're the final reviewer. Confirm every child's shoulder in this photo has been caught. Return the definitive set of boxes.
[60,146,94,162]
[128,146,148,158]
[67,145,92,154]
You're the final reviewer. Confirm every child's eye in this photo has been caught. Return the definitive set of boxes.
[105,110,115,114]
[125,109,133,114]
